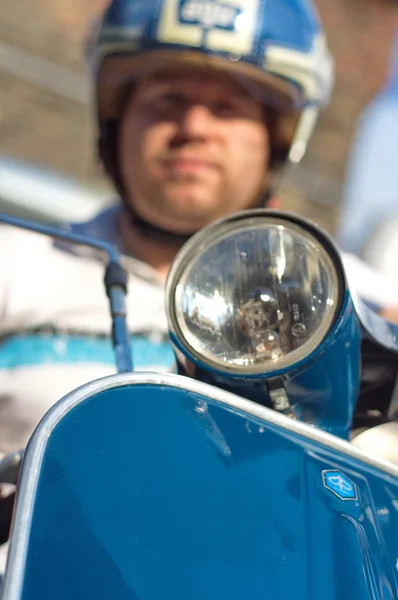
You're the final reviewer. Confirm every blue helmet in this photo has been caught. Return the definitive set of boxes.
[90,0,333,173]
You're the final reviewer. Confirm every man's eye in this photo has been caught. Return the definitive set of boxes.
[211,100,239,114]
[153,93,184,109]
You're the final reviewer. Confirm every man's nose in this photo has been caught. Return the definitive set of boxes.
[178,103,216,137]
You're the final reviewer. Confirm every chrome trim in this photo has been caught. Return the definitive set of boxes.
[3,371,398,599]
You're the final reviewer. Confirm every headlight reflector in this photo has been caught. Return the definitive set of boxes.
[166,213,341,376]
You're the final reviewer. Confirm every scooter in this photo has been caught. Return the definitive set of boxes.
[1,208,398,600]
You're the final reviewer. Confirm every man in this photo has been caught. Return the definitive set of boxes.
[0,0,398,457]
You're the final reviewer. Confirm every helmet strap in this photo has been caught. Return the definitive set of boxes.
[129,209,194,246]
[125,190,271,247]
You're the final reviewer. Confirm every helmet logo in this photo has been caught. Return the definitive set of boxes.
[179,0,241,31]
[158,0,259,56]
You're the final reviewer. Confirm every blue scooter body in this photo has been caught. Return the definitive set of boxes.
[2,373,397,600]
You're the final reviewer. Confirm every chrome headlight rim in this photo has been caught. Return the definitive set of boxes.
[166,209,346,376]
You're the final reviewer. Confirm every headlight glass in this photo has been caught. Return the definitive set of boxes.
[167,215,341,375]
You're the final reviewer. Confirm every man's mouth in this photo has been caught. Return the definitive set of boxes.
[163,157,217,176]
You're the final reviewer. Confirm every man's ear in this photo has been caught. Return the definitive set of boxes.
[267,197,281,209]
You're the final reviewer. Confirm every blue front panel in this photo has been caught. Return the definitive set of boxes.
[18,384,398,600]
[192,294,362,440]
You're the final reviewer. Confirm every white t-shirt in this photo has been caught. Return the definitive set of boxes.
[0,206,398,453]
[0,207,175,453]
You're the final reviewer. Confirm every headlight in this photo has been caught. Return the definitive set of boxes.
[166,210,343,376]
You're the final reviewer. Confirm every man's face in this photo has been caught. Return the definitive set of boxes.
[119,67,270,234]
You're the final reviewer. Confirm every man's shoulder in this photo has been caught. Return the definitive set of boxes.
[69,204,121,243]
[0,204,120,259]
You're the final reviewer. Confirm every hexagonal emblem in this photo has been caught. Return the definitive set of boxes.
[322,470,358,500]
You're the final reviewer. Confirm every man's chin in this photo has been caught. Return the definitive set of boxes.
[163,188,222,216]
[164,180,214,199]
[154,201,222,235]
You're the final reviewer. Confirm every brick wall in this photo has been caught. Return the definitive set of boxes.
[0,0,106,184]
[308,0,398,181]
